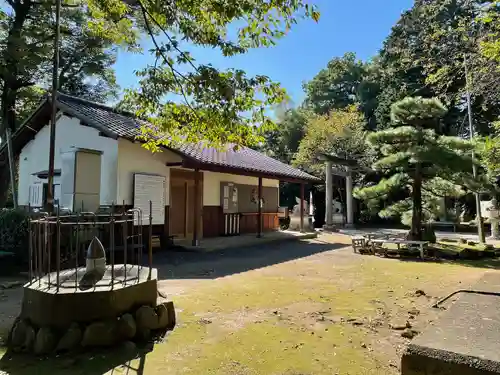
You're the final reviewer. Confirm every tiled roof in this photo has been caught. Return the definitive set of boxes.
[56,93,320,182]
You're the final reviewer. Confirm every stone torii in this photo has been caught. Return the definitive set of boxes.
[318,154,359,230]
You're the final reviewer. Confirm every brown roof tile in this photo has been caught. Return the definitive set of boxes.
[53,93,320,182]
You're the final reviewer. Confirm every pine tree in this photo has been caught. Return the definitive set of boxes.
[354,97,476,240]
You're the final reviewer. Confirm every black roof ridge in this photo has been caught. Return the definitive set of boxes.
[56,92,137,120]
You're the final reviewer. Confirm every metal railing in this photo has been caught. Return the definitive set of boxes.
[27,202,155,293]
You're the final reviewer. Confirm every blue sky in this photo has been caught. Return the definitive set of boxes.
[113,0,414,106]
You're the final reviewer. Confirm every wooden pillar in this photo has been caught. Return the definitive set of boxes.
[325,160,333,227]
[257,177,263,238]
[192,169,200,246]
[300,183,305,233]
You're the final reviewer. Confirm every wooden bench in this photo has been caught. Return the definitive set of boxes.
[371,239,428,259]
[431,221,457,232]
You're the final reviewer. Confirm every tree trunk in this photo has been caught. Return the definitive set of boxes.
[0,0,32,207]
[411,163,423,241]
[0,166,11,207]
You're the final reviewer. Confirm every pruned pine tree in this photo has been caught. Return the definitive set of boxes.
[354,97,476,240]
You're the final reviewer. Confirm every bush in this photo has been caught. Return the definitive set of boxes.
[0,209,30,261]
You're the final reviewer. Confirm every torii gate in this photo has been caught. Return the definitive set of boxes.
[318,154,358,229]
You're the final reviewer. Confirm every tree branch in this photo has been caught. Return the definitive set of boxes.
[137,0,197,117]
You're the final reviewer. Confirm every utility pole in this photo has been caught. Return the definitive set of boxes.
[5,127,17,208]
[465,54,486,243]
[46,0,61,214]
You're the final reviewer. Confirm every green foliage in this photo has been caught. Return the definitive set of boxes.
[0,209,29,261]
[261,108,307,164]
[302,52,380,129]
[480,1,500,64]
[293,106,373,179]
[87,0,320,150]
[0,1,126,128]
[375,0,500,136]
[354,97,472,239]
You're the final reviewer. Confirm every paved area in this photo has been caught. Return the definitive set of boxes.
[402,272,500,375]
[174,230,317,252]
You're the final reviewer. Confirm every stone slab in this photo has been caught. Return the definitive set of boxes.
[178,231,318,252]
[402,272,500,375]
[22,265,158,329]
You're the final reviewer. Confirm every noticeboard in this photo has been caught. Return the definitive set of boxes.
[133,174,166,226]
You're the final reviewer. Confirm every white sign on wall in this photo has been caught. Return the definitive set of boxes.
[29,184,43,207]
[133,174,166,226]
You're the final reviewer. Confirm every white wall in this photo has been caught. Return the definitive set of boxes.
[116,139,183,205]
[203,172,279,206]
[18,114,119,206]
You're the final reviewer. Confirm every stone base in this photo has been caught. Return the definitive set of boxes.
[402,273,500,374]
[322,224,339,232]
[9,300,176,355]
[21,265,158,329]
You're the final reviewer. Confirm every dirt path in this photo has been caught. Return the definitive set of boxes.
[0,233,494,375]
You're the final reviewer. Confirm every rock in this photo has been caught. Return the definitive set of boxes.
[415,289,426,297]
[401,328,419,339]
[117,314,137,340]
[56,323,82,352]
[10,319,29,348]
[136,306,159,330]
[23,325,36,352]
[408,308,420,316]
[136,328,151,342]
[467,240,478,246]
[120,340,137,354]
[347,317,363,326]
[156,301,176,330]
[34,327,57,355]
[390,321,411,330]
[361,343,367,349]
[82,321,118,347]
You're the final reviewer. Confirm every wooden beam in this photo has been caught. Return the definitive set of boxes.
[192,168,200,246]
[257,177,263,238]
[166,162,183,167]
[300,183,305,233]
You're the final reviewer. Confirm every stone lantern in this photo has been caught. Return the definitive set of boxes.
[489,198,500,240]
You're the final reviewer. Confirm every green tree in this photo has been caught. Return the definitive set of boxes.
[354,97,474,240]
[88,0,320,152]
[375,0,500,136]
[302,52,380,129]
[293,106,371,179]
[262,108,307,164]
[0,0,131,206]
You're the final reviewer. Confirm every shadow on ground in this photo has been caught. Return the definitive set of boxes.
[0,343,153,375]
[155,239,347,280]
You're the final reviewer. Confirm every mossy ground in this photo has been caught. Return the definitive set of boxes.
[0,234,494,375]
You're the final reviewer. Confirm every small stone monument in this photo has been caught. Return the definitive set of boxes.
[86,236,106,274]
[289,197,313,232]
[488,198,500,240]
